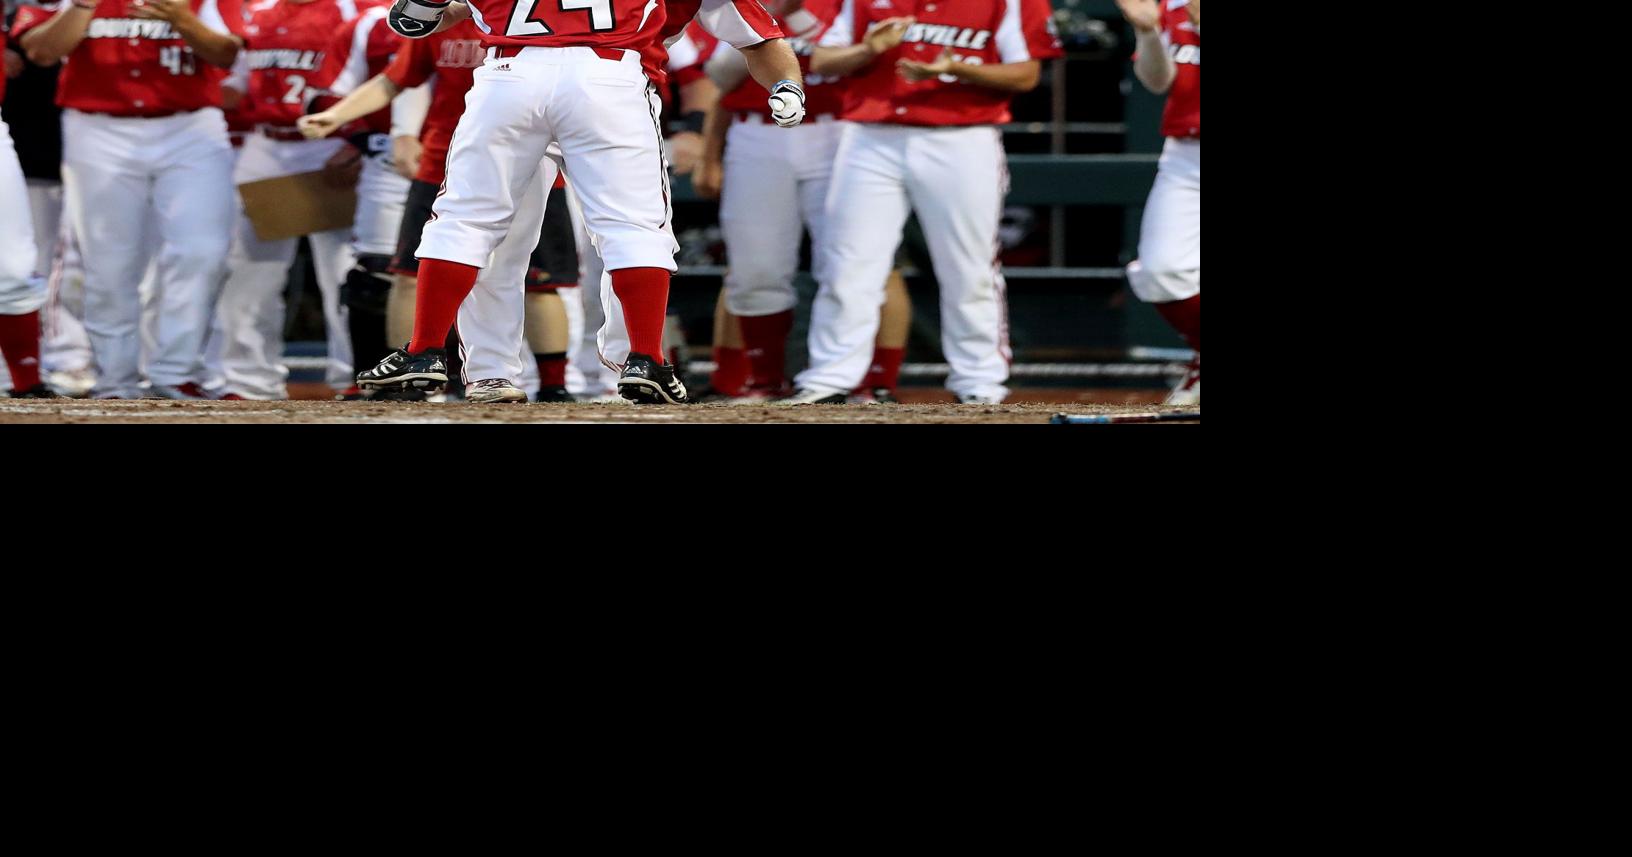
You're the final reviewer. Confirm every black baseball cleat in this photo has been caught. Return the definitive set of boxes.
[7,384,61,399]
[534,385,576,403]
[618,352,689,404]
[778,387,847,405]
[357,346,447,392]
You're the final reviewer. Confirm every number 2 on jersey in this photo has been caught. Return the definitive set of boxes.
[507,0,616,36]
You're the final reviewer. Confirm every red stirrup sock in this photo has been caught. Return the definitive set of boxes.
[610,267,671,361]
[0,311,44,390]
[1153,294,1200,351]
[712,346,749,394]
[858,346,906,393]
[535,352,568,388]
[739,309,795,390]
[409,259,481,353]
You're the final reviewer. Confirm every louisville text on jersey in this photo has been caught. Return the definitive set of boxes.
[85,18,185,40]
[246,48,325,71]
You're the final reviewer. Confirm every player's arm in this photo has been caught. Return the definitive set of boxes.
[1116,0,1175,93]
[18,2,97,67]
[897,51,1041,93]
[691,100,730,200]
[810,16,912,77]
[128,0,242,68]
[298,73,402,138]
[1188,0,1199,33]
[386,0,470,39]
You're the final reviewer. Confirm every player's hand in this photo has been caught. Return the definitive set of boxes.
[863,17,914,56]
[4,49,23,81]
[769,80,805,128]
[1115,0,1162,33]
[127,0,193,24]
[323,145,363,188]
[667,131,704,175]
[692,157,723,200]
[297,111,344,139]
[392,134,422,179]
[897,47,956,83]
[387,0,450,39]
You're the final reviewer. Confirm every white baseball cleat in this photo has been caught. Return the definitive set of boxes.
[957,393,1006,405]
[465,378,528,404]
[1165,356,1200,406]
[47,368,96,398]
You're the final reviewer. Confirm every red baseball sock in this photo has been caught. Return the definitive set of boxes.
[535,352,568,387]
[0,311,43,391]
[711,346,749,394]
[610,267,670,361]
[409,259,481,353]
[858,346,906,393]
[1154,295,1200,351]
[740,309,794,390]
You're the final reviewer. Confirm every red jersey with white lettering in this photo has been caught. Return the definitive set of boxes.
[821,0,1061,127]
[239,0,371,129]
[719,0,840,119]
[384,16,484,184]
[463,0,778,85]
[308,1,400,134]
[12,0,244,117]
[1159,0,1198,138]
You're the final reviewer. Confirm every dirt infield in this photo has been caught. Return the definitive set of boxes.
[0,398,1198,425]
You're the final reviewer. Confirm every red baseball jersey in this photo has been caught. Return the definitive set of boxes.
[308,1,400,134]
[1159,0,1198,138]
[719,0,840,119]
[820,0,1061,127]
[239,0,374,128]
[384,16,484,185]
[465,0,779,85]
[12,0,245,117]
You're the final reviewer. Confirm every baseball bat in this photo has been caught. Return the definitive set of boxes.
[1050,412,1201,424]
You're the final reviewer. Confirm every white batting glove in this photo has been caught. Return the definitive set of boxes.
[769,79,806,128]
[387,0,448,39]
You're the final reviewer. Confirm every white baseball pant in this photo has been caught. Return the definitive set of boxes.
[719,116,842,318]
[42,208,94,376]
[797,123,1011,401]
[563,181,617,396]
[416,46,678,378]
[216,134,406,397]
[60,108,235,398]
[0,118,40,316]
[1126,137,1200,303]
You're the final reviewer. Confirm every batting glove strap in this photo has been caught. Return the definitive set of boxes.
[769,79,806,128]
[388,0,449,39]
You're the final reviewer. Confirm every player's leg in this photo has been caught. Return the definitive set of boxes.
[375,55,556,392]
[792,123,910,401]
[40,207,96,396]
[145,112,235,397]
[344,146,412,397]
[904,127,1010,404]
[1126,138,1200,404]
[551,55,683,404]
[0,117,49,397]
[720,119,802,398]
[60,112,155,399]
[856,269,911,402]
[524,182,579,403]
[308,227,358,393]
[561,182,615,398]
[456,166,556,403]
[702,294,750,399]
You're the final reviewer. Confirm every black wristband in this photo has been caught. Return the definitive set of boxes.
[669,110,706,135]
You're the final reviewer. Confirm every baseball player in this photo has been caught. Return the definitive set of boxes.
[355,0,804,405]
[1118,0,1197,405]
[784,0,1060,405]
[0,13,52,398]
[692,0,912,403]
[297,11,584,403]
[213,0,408,400]
[16,0,243,399]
